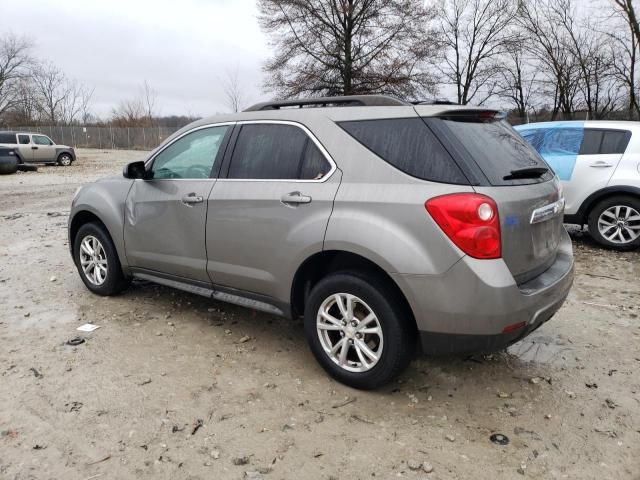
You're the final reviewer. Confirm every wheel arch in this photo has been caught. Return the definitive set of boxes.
[569,186,640,225]
[290,250,417,332]
[69,210,111,254]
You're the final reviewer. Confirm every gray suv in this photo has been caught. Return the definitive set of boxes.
[69,96,574,389]
[0,131,76,166]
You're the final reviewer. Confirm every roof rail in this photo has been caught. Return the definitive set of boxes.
[244,95,408,111]
[413,99,460,106]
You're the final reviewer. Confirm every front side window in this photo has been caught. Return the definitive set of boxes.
[18,134,31,145]
[33,135,53,145]
[151,126,229,179]
[228,124,331,180]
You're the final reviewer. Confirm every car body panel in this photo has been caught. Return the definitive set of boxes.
[124,178,216,283]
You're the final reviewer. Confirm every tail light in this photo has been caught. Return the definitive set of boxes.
[425,193,501,259]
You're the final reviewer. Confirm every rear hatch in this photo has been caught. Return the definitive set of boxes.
[417,108,564,284]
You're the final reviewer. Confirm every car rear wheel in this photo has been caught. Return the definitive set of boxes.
[588,195,640,250]
[74,222,130,295]
[303,272,414,390]
[57,153,72,166]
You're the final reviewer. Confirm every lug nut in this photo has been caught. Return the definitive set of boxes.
[351,321,357,327]
[355,333,362,339]
[342,320,347,326]
[340,332,345,337]
[349,339,354,345]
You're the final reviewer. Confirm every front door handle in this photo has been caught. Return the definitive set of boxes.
[181,193,204,206]
[589,161,613,168]
[32,146,38,150]
[281,191,312,205]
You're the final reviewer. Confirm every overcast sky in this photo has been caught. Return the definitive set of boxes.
[5,0,270,118]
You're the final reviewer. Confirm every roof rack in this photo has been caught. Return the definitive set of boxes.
[244,95,408,111]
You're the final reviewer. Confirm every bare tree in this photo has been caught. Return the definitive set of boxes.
[31,63,71,124]
[0,34,33,120]
[609,0,640,118]
[516,0,582,119]
[495,38,540,119]
[258,0,439,99]
[435,0,517,105]
[222,68,244,113]
[111,81,157,126]
[142,80,157,122]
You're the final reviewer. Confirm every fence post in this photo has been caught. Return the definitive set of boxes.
[98,127,101,149]
[142,127,146,149]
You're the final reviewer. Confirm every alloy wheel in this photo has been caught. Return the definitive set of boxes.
[316,293,383,373]
[79,235,108,285]
[597,205,640,244]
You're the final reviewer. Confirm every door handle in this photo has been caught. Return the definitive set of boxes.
[589,161,613,168]
[181,193,204,205]
[281,191,312,205]
[32,146,38,150]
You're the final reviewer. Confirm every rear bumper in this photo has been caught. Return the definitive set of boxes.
[392,228,574,355]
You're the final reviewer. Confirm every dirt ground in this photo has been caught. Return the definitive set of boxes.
[0,149,638,480]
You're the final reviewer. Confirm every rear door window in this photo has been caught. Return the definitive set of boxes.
[339,118,468,184]
[18,134,31,145]
[579,129,631,155]
[432,118,553,186]
[600,130,631,154]
[579,130,603,155]
[228,124,331,180]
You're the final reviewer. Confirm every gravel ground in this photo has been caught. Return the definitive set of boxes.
[0,149,639,480]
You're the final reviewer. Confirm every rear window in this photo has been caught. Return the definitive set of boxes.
[0,133,16,143]
[338,118,468,184]
[434,119,554,186]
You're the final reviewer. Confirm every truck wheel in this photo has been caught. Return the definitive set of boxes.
[304,272,414,390]
[588,195,640,250]
[57,153,73,166]
[0,157,18,175]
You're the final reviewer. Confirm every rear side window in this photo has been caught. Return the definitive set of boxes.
[228,124,332,180]
[0,133,16,143]
[18,134,30,145]
[580,129,630,155]
[436,119,553,186]
[600,130,630,154]
[339,118,468,184]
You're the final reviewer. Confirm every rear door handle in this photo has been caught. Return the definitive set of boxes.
[589,161,613,168]
[32,146,38,150]
[181,193,204,205]
[281,191,312,205]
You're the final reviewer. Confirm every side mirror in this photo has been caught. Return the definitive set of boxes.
[123,161,148,179]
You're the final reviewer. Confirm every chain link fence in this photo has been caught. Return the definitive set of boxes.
[5,125,182,150]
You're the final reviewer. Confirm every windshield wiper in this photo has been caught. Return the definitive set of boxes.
[503,166,549,180]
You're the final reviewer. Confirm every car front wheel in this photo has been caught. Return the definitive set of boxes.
[74,222,130,295]
[588,195,640,250]
[57,153,72,166]
[304,272,414,390]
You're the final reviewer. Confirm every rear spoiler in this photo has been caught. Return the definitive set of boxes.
[413,104,506,122]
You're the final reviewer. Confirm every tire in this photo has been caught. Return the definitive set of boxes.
[57,153,73,166]
[587,195,640,251]
[73,222,131,295]
[303,271,414,390]
[0,157,18,175]
[17,163,38,172]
